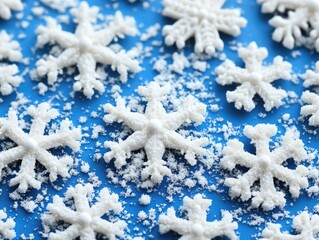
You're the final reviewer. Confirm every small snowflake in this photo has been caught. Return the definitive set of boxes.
[104,81,208,186]
[0,0,23,20]
[0,31,23,96]
[261,211,319,239]
[40,0,76,12]
[221,124,309,211]
[158,194,238,240]
[35,1,141,99]
[162,0,247,56]
[258,0,319,51]
[0,102,81,193]
[42,183,127,240]
[216,42,292,112]
[0,210,15,240]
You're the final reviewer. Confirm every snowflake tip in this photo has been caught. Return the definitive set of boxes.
[0,64,22,96]
[0,210,15,239]
[0,0,23,20]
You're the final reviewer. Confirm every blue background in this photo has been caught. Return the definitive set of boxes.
[0,0,319,239]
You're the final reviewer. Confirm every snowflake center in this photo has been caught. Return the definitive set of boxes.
[259,154,272,169]
[78,212,93,226]
[249,72,262,84]
[147,119,163,133]
[78,36,93,52]
[192,223,204,235]
[24,137,39,150]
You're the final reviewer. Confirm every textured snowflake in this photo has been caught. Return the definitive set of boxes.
[216,42,292,112]
[0,103,81,193]
[35,1,141,99]
[258,0,319,51]
[0,210,15,240]
[0,30,23,96]
[104,82,208,186]
[158,194,238,240]
[162,0,247,56]
[42,183,127,240]
[303,61,319,89]
[221,124,309,211]
[0,0,23,20]
[261,211,319,240]
[40,0,76,12]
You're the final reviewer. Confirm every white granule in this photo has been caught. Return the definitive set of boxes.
[139,194,151,205]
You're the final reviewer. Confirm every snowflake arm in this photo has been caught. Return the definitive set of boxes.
[303,61,319,88]
[104,82,207,186]
[261,211,319,240]
[258,0,319,51]
[0,210,15,240]
[216,42,292,112]
[40,0,76,12]
[0,0,23,20]
[159,194,238,240]
[35,2,141,99]
[0,103,81,193]
[162,0,247,56]
[0,64,22,95]
[43,183,127,240]
[0,30,22,62]
[301,91,319,126]
[220,124,309,211]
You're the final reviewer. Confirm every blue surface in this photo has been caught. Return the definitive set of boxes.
[0,0,319,239]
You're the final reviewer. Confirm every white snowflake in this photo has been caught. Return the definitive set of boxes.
[220,124,309,211]
[0,102,81,193]
[42,183,127,240]
[261,211,319,240]
[35,1,141,99]
[162,0,247,56]
[0,210,15,240]
[216,42,292,112]
[40,0,76,12]
[0,31,22,96]
[104,82,208,186]
[158,194,238,240]
[258,0,319,51]
[0,0,23,20]
[303,61,319,89]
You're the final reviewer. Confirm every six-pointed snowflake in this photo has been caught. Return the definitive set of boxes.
[158,194,238,240]
[216,42,292,112]
[0,102,81,193]
[162,0,247,56]
[0,30,23,96]
[35,1,141,99]
[261,211,319,240]
[104,82,208,186]
[0,210,15,240]
[221,124,309,211]
[42,183,127,240]
[258,0,319,51]
[0,0,23,20]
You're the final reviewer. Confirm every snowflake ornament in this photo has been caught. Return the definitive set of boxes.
[0,210,15,240]
[42,183,127,240]
[0,30,23,96]
[104,82,208,186]
[221,124,309,211]
[258,0,319,51]
[0,0,23,20]
[35,1,141,99]
[162,0,247,56]
[0,103,81,193]
[158,194,238,240]
[261,211,319,240]
[216,42,292,112]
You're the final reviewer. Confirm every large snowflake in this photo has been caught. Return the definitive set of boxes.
[0,30,22,96]
[158,194,238,240]
[216,42,292,112]
[42,183,127,240]
[0,210,15,240]
[0,0,23,20]
[104,82,208,185]
[221,124,309,211]
[35,1,141,99]
[258,0,319,51]
[261,211,319,239]
[162,0,247,56]
[0,103,81,193]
